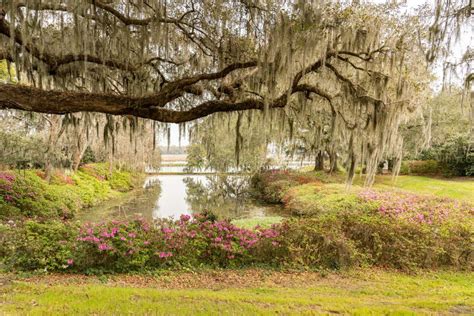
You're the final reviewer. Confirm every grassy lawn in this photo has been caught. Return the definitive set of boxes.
[299,168,474,203]
[374,175,474,203]
[1,269,473,315]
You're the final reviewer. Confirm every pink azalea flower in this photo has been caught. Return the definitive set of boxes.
[158,252,173,258]
[98,243,109,251]
[180,214,191,222]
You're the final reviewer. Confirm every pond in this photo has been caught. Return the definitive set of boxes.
[79,174,284,223]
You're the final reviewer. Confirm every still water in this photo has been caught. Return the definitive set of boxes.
[79,174,283,222]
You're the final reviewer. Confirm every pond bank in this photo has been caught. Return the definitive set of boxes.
[0,164,142,221]
[76,183,158,222]
[1,170,472,277]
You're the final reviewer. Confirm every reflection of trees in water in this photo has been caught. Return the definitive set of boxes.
[143,177,161,188]
[183,175,252,219]
[80,180,161,222]
[114,179,161,220]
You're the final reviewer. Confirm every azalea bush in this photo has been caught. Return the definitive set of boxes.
[251,170,321,203]
[272,212,473,270]
[72,214,281,271]
[1,220,78,271]
[80,163,135,192]
[1,215,282,273]
[0,165,138,220]
[2,209,472,273]
[283,183,364,216]
[258,178,473,270]
[0,171,78,219]
[358,190,474,226]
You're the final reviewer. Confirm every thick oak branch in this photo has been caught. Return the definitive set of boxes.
[0,79,334,123]
[0,83,287,123]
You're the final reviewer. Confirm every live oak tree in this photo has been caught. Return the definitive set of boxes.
[0,0,471,185]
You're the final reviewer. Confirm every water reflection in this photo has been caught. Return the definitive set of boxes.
[80,174,283,222]
[149,175,195,219]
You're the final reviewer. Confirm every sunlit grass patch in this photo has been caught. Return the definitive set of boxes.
[232,216,284,229]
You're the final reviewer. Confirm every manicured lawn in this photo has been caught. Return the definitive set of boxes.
[374,175,474,203]
[2,269,473,315]
[298,169,474,203]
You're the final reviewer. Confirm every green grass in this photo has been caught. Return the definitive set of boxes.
[374,175,474,203]
[232,216,284,229]
[296,169,474,203]
[2,270,473,315]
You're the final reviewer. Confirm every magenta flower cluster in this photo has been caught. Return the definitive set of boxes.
[358,189,474,225]
[0,172,16,203]
[77,218,151,256]
[0,172,15,183]
[73,214,281,268]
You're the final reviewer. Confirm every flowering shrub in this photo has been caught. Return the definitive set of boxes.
[358,190,474,226]
[0,166,138,221]
[0,172,19,214]
[1,211,472,272]
[51,172,75,186]
[71,214,282,272]
[36,170,75,185]
[0,172,15,186]
[251,170,321,203]
[282,183,364,216]
[250,175,473,270]
[0,171,93,219]
[80,164,107,181]
[0,172,16,201]
[74,218,153,271]
[272,212,473,271]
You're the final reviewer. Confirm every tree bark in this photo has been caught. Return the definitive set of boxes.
[0,83,287,123]
[71,142,89,171]
[314,151,325,171]
[44,115,62,182]
[329,149,338,173]
[0,80,337,123]
[346,134,357,187]
[70,116,90,171]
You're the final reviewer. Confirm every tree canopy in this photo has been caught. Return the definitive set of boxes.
[0,1,460,118]
[0,0,472,184]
